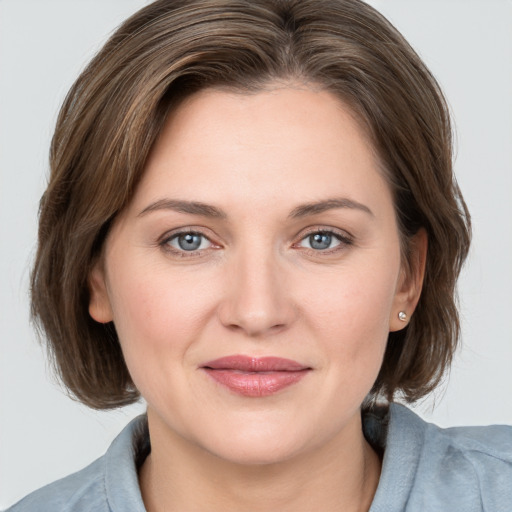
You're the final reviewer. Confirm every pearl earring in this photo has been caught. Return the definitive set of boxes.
[398,311,407,322]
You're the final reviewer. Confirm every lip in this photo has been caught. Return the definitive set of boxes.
[201,355,311,397]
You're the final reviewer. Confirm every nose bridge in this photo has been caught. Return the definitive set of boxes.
[218,238,294,336]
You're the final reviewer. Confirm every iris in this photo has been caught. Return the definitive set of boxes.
[309,232,333,250]
[177,233,203,251]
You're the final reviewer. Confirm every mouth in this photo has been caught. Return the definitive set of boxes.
[201,355,312,397]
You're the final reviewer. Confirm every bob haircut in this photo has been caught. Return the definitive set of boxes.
[31,0,471,409]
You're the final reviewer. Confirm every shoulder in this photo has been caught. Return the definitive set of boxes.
[370,404,512,512]
[398,403,512,473]
[5,457,107,512]
[417,412,512,509]
[5,415,148,512]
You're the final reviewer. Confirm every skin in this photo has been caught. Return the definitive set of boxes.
[89,84,427,512]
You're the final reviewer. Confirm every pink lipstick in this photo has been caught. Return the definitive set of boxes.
[201,355,311,397]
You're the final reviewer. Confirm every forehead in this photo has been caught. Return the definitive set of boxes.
[129,85,391,217]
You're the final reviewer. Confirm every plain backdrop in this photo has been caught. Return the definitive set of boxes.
[1,0,511,508]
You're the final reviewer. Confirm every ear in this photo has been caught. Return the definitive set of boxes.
[88,260,113,323]
[389,228,428,332]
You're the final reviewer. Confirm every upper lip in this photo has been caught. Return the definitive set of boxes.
[202,355,310,372]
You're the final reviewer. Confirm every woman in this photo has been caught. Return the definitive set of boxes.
[7,0,511,510]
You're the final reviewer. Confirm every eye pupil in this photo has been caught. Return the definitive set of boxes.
[310,233,332,250]
[178,233,202,251]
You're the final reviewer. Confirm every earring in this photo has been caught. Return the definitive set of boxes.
[398,311,407,322]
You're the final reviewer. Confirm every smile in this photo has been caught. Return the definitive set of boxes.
[201,355,311,397]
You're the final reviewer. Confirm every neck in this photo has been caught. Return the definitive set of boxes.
[139,409,381,512]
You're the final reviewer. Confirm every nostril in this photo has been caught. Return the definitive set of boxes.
[216,277,298,336]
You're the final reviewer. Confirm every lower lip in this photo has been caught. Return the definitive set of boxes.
[203,369,310,397]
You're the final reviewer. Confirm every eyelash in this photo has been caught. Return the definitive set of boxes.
[159,229,216,258]
[294,228,354,256]
[159,227,353,258]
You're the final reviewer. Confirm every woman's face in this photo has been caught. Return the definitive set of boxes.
[89,85,422,464]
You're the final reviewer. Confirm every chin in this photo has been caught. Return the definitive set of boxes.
[195,422,315,467]
[208,440,303,467]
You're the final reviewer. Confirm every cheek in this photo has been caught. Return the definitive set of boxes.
[106,262,216,380]
[302,258,399,376]
[307,265,397,333]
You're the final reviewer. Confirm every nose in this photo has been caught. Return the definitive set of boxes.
[217,246,297,337]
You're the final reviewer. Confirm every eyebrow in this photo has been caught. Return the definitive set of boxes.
[138,197,373,219]
[138,199,228,219]
[288,198,374,218]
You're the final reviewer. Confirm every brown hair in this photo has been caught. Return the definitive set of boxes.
[31,0,471,409]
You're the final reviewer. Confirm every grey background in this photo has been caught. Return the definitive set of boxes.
[1,0,511,507]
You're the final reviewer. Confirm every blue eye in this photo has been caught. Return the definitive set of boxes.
[299,231,343,251]
[167,232,211,252]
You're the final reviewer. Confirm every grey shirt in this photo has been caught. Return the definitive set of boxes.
[6,404,512,511]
